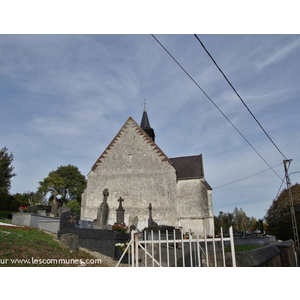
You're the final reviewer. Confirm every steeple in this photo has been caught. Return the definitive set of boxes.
[140,100,155,142]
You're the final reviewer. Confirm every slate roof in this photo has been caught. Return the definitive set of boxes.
[140,110,155,141]
[169,155,204,180]
[140,110,152,130]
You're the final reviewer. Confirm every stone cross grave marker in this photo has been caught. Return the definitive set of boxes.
[95,189,110,229]
[116,197,125,224]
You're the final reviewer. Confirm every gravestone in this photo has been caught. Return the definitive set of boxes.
[148,203,158,227]
[79,220,94,229]
[95,189,109,229]
[58,206,70,218]
[38,210,46,216]
[27,207,38,214]
[60,233,79,251]
[116,197,125,225]
[60,211,80,230]
[27,198,35,213]
[50,191,59,217]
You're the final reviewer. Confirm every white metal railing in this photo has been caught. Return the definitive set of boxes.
[116,226,236,267]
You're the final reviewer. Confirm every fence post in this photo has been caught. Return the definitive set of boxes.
[204,229,209,267]
[229,226,236,267]
[173,229,177,267]
[131,230,135,267]
[221,227,226,267]
[151,230,154,267]
[166,230,170,267]
[144,230,147,267]
[189,229,193,267]
[159,230,162,266]
[181,230,185,267]
[196,230,201,267]
[135,232,139,267]
[212,232,217,267]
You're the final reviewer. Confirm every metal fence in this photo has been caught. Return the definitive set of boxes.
[116,226,236,267]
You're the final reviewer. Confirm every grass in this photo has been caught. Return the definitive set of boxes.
[225,245,262,253]
[0,219,108,267]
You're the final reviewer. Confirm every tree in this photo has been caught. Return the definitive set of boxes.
[233,207,249,232]
[66,200,81,215]
[265,183,300,241]
[214,208,258,236]
[38,165,87,203]
[0,147,16,210]
[214,211,234,235]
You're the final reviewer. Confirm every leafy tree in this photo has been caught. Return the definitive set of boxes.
[214,208,258,236]
[265,183,300,241]
[233,207,249,231]
[38,165,86,203]
[214,211,234,235]
[0,147,16,210]
[66,200,81,215]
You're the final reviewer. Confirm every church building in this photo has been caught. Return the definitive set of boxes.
[81,109,214,236]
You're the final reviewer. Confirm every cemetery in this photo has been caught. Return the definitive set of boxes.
[10,187,297,266]
[11,188,165,262]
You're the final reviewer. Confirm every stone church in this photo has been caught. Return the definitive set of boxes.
[81,109,214,236]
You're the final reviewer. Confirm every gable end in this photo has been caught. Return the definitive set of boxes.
[91,117,174,172]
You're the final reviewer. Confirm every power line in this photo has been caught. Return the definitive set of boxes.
[214,162,283,189]
[151,34,282,180]
[193,34,288,160]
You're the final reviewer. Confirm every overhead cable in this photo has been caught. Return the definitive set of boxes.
[214,162,283,189]
[151,34,282,180]
[194,34,288,160]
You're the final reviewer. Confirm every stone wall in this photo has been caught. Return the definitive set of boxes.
[81,117,214,235]
[222,241,297,267]
[12,213,60,233]
[58,228,129,258]
[81,118,178,230]
[176,179,214,236]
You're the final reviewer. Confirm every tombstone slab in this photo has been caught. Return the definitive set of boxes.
[60,233,79,251]
[60,211,80,230]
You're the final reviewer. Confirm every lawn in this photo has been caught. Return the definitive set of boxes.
[0,219,108,267]
[225,245,262,253]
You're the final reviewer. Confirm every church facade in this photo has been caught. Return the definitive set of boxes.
[81,110,214,236]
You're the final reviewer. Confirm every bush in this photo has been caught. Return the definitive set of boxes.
[65,200,81,215]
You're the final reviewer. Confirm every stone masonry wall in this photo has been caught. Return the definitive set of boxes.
[176,179,214,236]
[81,118,178,230]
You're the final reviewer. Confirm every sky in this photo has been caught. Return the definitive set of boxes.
[1,34,300,220]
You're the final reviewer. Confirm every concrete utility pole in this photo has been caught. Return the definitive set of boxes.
[283,159,300,257]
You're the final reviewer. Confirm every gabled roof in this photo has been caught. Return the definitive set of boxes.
[91,117,172,172]
[169,155,204,180]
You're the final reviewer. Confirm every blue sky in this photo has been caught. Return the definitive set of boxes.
[1,34,300,220]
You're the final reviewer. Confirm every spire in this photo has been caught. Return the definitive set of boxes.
[140,100,155,141]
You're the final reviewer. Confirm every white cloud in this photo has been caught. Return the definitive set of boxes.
[255,37,300,70]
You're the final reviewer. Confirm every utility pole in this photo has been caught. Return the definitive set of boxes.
[283,159,300,257]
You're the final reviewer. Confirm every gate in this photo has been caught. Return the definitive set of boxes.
[116,226,236,267]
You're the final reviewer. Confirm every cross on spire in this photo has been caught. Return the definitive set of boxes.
[143,99,147,112]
